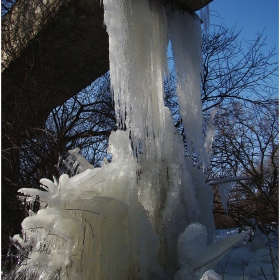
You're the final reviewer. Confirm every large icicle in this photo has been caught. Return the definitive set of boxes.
[104,0,169,166]
[103,0,215,271]
[169,10,205,161]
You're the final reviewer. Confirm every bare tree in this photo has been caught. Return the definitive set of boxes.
[18,72,115,191]
[165,24,278,231]
[2,72,115,270]
[201,25,278,111]
[210,101,278,231]
[1,0,16,17]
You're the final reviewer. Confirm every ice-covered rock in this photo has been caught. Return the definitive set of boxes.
[177,223,208,269]
[174,222,249,279]
[200,269,222,280]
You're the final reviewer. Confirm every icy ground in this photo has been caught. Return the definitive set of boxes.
[208,227,279,280]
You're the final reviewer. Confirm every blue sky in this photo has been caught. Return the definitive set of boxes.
[209,0,278,48]
[208,0,278,86]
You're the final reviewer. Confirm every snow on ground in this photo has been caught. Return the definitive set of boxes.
[213,227,278,280]
[215,228,240,241]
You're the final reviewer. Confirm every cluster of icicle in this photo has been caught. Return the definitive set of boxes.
[8,1,249,279]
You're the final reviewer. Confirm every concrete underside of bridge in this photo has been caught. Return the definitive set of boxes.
[1,0,212,259]
[2,0,109,131]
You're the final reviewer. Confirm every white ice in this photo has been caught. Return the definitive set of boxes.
[200,4,210,35]
[7,1,274,280]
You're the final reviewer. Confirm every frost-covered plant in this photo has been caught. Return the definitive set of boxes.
[3,230,70,280]
[2,168,96,280]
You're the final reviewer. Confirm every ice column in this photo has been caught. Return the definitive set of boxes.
[10,1,217,279]
[169,10,205,159]
[104,0,169,165]
[103,0,215,274]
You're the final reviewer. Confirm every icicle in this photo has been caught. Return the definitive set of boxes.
[208,176,250,213]
[169,10,205,161]
[218,182,231,213]
[204,108,217,167]
[104,0,169,166]
[200,4,210,35]
[208,176,250,185]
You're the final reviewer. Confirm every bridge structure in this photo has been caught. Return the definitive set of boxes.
[1,0,212,262]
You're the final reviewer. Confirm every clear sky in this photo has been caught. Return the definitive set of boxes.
[209,0,278,48]
[208,0,279,86]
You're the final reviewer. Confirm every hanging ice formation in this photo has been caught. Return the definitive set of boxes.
[208,176,250,213]
[8,1,247,280]
[200,4,210,35]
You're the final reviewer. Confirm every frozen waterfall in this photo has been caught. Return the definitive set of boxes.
[7,1,238,279]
